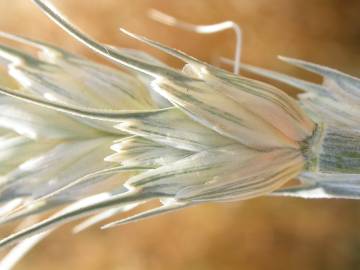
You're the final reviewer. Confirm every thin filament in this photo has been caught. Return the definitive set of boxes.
[148,9,242,74]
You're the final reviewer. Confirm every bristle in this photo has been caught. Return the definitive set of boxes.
[102,200,188,229]
[270,184,333,199]
[0,190,154,248]
[72,203,139,233]
[119,28,206,68]
[32,0,199,83]
[238,62,328,95]
[0,218,48,270]
[0,85,172,122]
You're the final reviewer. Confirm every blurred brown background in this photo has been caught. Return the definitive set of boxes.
[0,0,360,269]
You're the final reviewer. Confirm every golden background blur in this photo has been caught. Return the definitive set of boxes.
[0,0,360,269]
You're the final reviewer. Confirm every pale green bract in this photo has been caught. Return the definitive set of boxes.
[0,0,358,269]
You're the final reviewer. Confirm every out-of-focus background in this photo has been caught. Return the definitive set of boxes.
[0,0,360,269]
